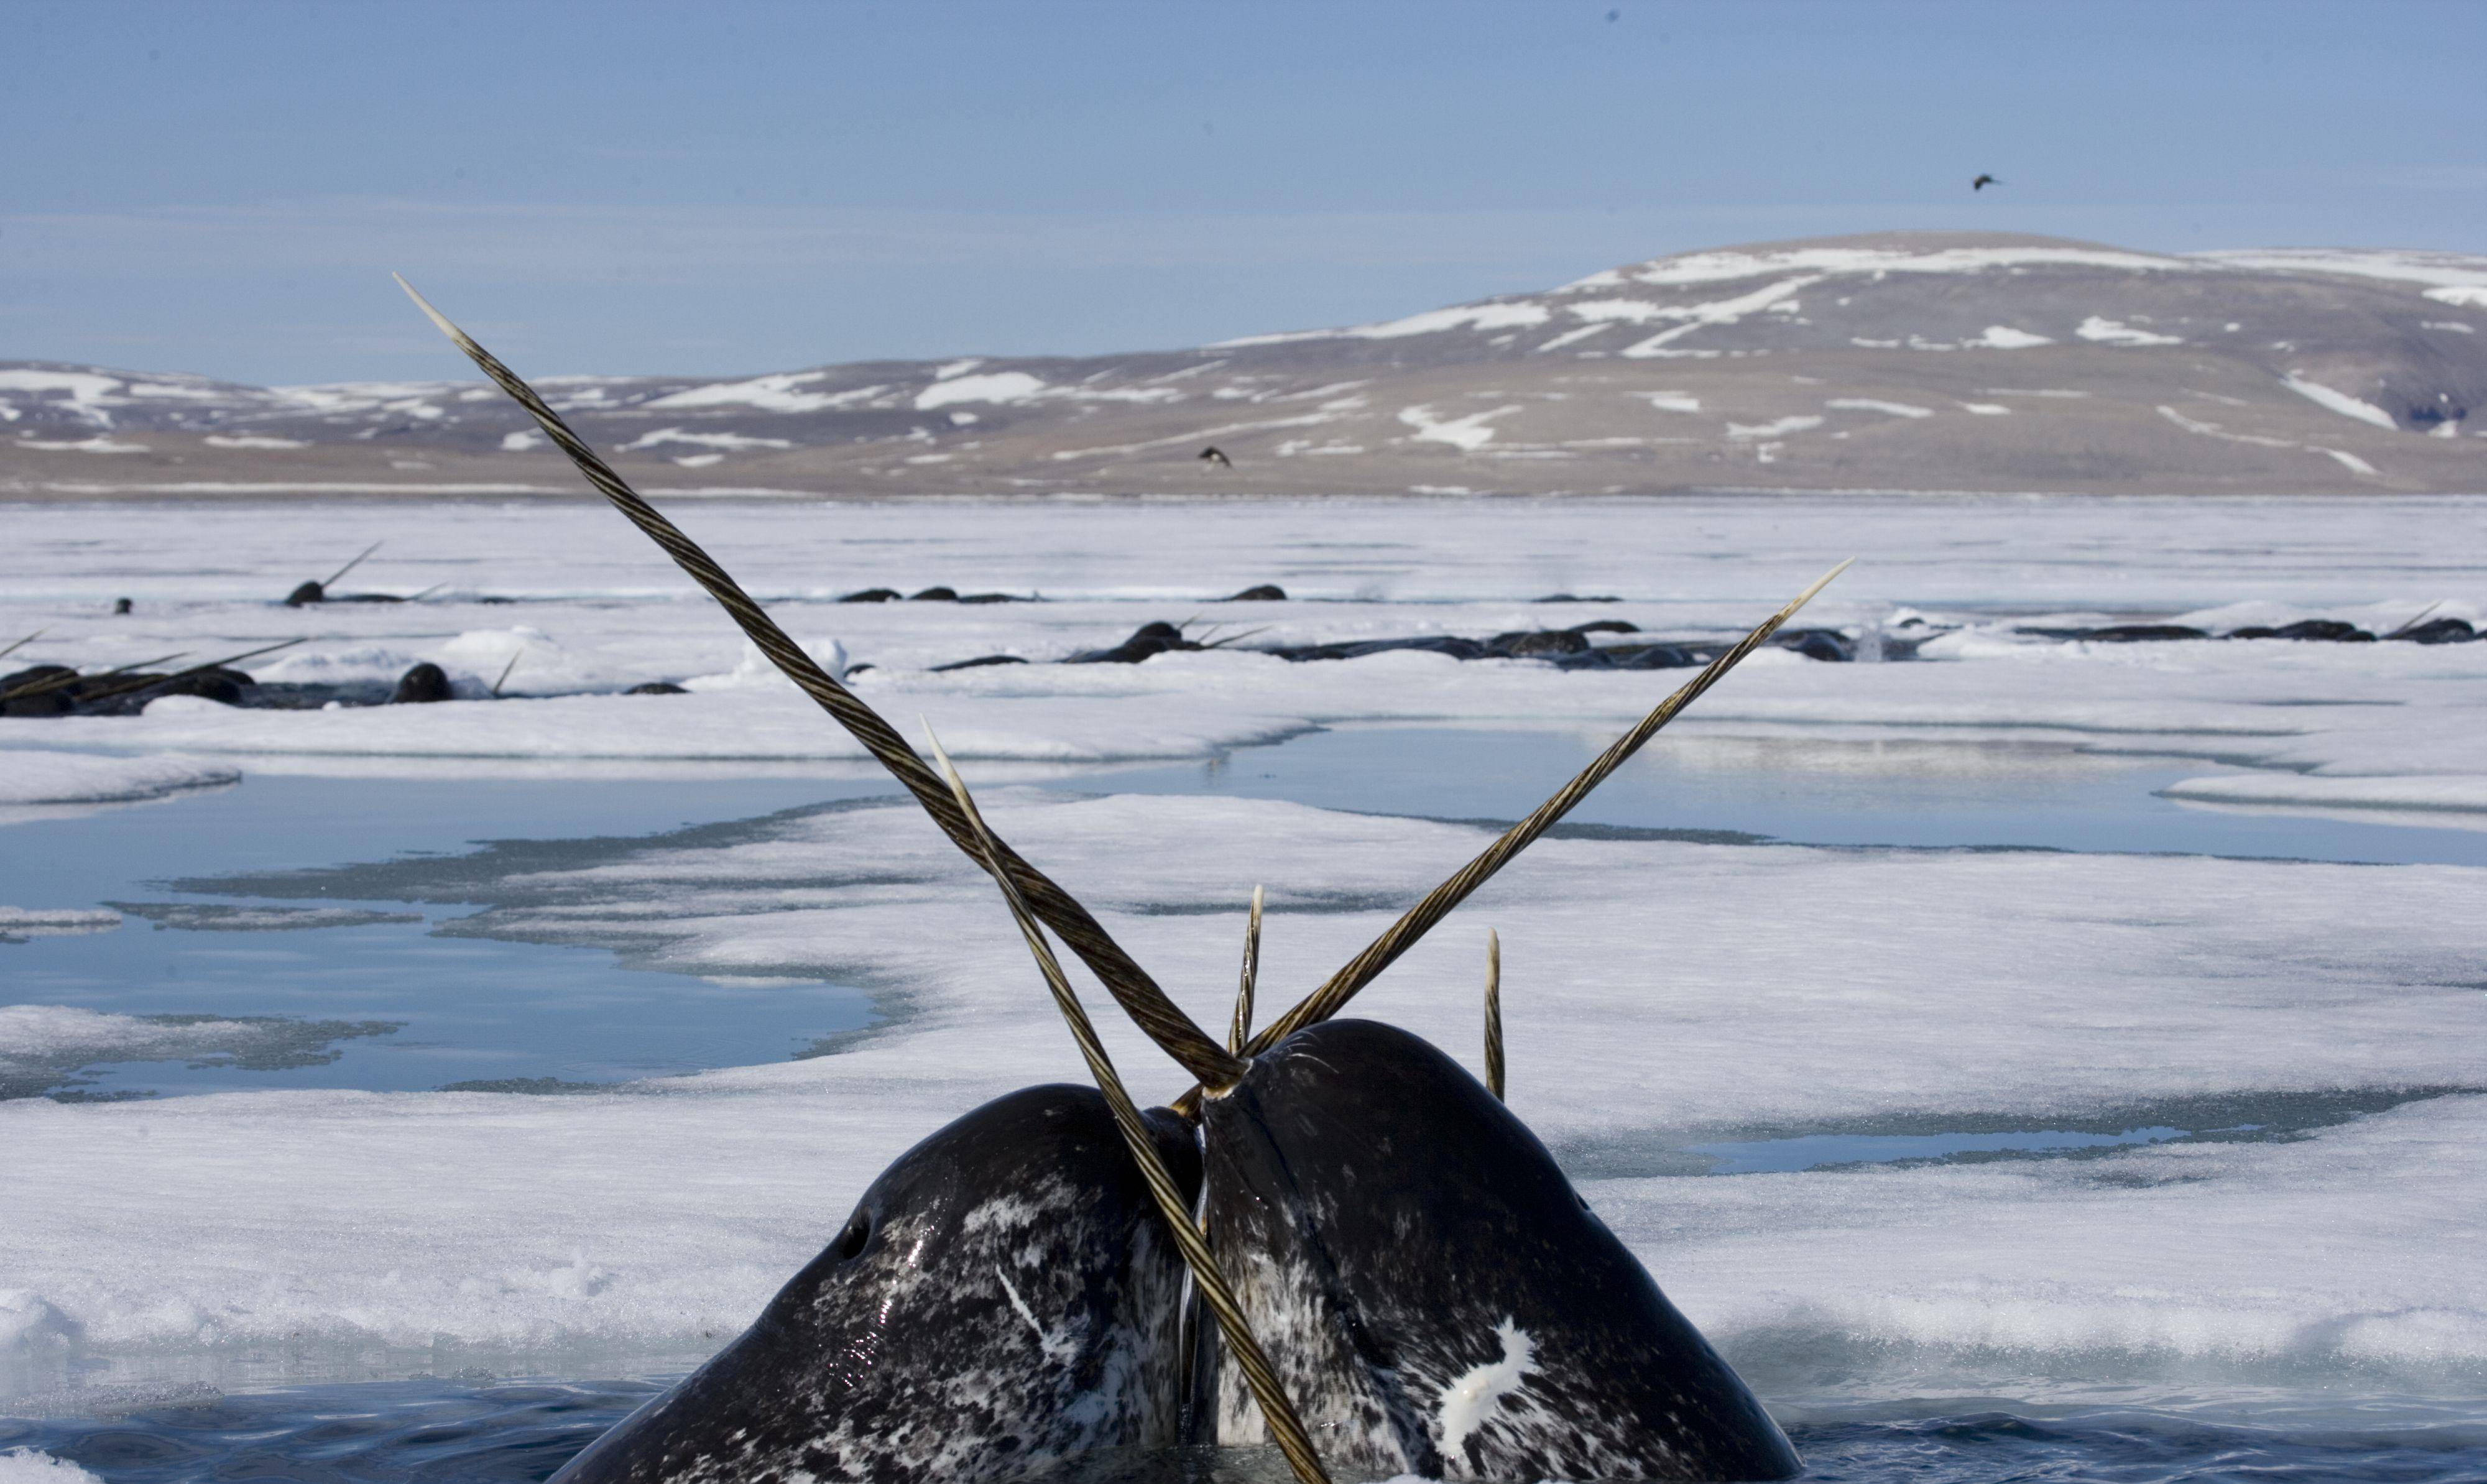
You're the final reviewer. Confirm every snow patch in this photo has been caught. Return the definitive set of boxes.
[914,372,1046,410]
[1220,302,1549,346]
[202,435,305,450]
[2077,316,2183,347]
[16,436,148,454]
[642,372,859,414]
[1571,244,2194,290]
[1532,324,1610,353]
[621,428,794,453]
[2194,247,2487,293]
[1727,415,1824,440]
[2283,376,2399,431]
[1968,326,2052,349]
[1399,405,1521,453]
[1827,399,1934,418]
[1615,279,1820,358]
[0,751,239,806]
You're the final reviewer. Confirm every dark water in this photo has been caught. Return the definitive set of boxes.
[6,1378,2483,1484]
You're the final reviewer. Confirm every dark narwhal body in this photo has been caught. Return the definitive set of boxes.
[1199,1019,1800,1482]
[552,1086,1200,1484]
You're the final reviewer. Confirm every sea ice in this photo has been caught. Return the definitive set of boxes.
[0,752,238,807]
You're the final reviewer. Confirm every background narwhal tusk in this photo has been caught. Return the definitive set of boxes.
[0,651,189,704]
[1231,883,1263,1055]
[321,540,383,589]
[926,730,1333,1484]
[1485,927,1505,1102]
[395,275,1245,1090]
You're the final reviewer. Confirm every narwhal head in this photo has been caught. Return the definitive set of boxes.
[1199,1018,1799,1482]
[550,1085,1200,1484]
[1130,568,1843,1480]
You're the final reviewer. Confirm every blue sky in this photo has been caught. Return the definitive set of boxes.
[6,0,2481,383]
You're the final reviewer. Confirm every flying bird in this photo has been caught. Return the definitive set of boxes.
[1972,173,2001,191]
[1198,445,1234,470]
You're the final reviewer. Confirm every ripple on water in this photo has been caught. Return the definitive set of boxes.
[6,1380,2486,1484]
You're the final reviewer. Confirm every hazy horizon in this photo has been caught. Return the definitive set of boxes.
[9,0,2483,384]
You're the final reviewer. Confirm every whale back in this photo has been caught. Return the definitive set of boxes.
[1199,1018,1800,1482]
[551,1084,1199,1484]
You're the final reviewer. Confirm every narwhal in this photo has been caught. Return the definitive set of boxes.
[404,279,1831,1483]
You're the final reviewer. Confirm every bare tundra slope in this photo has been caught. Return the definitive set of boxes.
[6,231,2484,497]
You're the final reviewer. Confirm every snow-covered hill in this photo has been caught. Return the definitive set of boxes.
[6,231,2483,495]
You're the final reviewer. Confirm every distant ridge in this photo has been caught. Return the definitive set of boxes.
[6,231,2483,497]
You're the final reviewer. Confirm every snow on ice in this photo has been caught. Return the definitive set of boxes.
[2,494,2485,1401]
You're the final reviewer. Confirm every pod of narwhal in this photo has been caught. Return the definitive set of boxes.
[401,277,1839,1484]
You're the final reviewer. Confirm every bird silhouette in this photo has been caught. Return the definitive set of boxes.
[1198,446,1233,470]
[1972,173,2001,191]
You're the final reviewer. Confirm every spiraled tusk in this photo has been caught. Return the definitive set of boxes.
[395,275,1243,1090]
[924,728,1332,1484]
[1232,884,1263,1055]
[1484,928,1504,1102]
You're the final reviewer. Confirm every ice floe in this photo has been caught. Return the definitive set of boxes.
[0,752,238,807]
[0,909,119,942]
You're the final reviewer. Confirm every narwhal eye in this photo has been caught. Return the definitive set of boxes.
[833,1212,872,1262]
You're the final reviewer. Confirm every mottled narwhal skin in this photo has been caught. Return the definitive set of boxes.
[552,1085,1200,1484]
[1199,1019,1801,1482]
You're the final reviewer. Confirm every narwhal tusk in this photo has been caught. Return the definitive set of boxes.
[2384,601,2443,640]
[321,540,384,590]
[395,275,1244,1090]
[1484,927,1505,1101]
[68,638,307,707]
[1173,560,1853,1113]
[925,728,1333,1484]
[1232,883,1264,1055]
[0,628,47,663]
[0,650,190,704]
